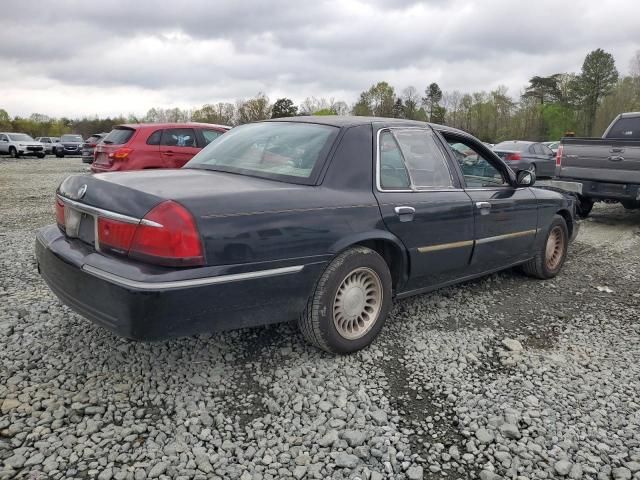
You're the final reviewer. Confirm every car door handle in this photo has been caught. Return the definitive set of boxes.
[475,201,491,215]
[607,155,624,162]
[164,150,175,156]
[394,206,415,215]
[394,206,415,222]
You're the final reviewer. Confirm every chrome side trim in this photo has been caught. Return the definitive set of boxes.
[418,240,474,253]
[57,195,162,227]
[81,264,305,290]
[476,229,538,245]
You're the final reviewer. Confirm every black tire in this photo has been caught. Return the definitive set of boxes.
[56,152,64,158]
[298,246,392,354]
[620,200,640,210]
[9,147,19,158]
[521,215,569,279]
[528,163,537,175]
[576,196,594,218]
[37,153,45,159]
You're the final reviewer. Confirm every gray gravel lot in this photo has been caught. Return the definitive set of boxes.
[1,157,639,480]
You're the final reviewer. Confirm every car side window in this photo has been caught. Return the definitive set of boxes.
[378,128,453,190]
[444,136,508,188]
[147,130,162,145]
[539,144,552,156]
[160,128,196,148]
[0,134,7,141]
[202,129,222,146]
[379,131,411,190]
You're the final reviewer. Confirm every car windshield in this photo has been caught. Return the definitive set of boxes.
[8,134,34,141]
[186,122,338,182]
[61,135,83,142]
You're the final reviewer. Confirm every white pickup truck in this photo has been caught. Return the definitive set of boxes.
[0,132,45,158]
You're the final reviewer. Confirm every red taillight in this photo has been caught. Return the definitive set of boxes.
[505,152,522,161]
[556,145,563,166]
[97,217,138,254]
[108,147,133,160]
[128,201,204,267]
[55,198,65,226]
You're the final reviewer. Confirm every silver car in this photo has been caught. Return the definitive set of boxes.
[0,132,45,158]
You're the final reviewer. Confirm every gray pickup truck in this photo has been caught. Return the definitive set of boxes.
[556,112,640,217]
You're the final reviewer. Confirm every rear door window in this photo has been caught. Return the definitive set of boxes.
[161,128,196,147]
[104,128,135,145]
[146,130,162,145]
[201,129,223,146]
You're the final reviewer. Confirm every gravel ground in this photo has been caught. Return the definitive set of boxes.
[1,157,639,480]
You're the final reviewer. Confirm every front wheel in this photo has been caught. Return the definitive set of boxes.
[56,152,64,158]
[298,246,392,354]
[576,196,594,218]
[37,153,45,159]
[521,215,568,279]
[9,147,19,158]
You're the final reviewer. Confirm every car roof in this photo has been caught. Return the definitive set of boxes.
[263,115,474,137]
[115,122,231,130]
[619,112,640,118]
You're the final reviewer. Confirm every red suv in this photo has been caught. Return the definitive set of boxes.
[91,123,229,173]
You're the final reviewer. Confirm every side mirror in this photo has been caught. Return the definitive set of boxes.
[516,169,535,187]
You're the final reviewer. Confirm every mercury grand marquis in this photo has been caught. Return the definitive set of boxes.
[36,116,577,353]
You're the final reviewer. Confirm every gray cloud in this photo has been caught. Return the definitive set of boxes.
[0,0,638,117]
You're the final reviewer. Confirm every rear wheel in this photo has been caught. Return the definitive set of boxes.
[621,200,640,210]
[298,246,392,354]
[522,215,568,279]
[527,163,537,175]
[9,147,19,158]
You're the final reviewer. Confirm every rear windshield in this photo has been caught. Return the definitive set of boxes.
[60,134,83,142]
[607,117,640,139]
[103,127,135,145]
[186,122,338,183]
[493,141,530,152]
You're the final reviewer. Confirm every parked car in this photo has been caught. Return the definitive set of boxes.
[0,132,45,158]
[81,133,108,164]
[556,112,640,217]
[543,141,560,153]
[55,134,84,157]
[91,123,230,173]
[35,136,59,154]
[36,117,577,353]
[492,140,556,178]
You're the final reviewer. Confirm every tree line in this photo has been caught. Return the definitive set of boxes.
[1,48,638,143]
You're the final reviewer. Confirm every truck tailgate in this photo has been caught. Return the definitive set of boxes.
[559,139,640,184]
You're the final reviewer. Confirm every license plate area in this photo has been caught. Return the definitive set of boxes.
[64,207,82,237]
[64,208,96,246]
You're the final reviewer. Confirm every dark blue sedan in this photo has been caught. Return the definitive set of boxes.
[36,117,577,353]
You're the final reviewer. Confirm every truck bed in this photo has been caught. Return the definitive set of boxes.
[557,137,640,185]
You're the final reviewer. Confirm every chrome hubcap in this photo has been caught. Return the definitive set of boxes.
[545,226,564,270]
[333,267,383,340]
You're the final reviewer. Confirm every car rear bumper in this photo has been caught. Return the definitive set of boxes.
[35,225,324,340]
[565,178,640,201]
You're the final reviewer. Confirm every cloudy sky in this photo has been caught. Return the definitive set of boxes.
[1,0,638,118]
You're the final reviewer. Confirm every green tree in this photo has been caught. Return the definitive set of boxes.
[192,103,236,125]
[576,48,619,135]
[392,98,404,118]
[401,86,421,120]
[313,108,336,116]
[271,98,298,118]
[423,83,443,122]
[237,93,271,124]
[352,82,396,117]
